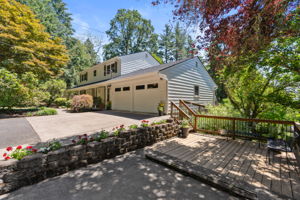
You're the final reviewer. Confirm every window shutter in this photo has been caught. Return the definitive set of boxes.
[104,65,106,76]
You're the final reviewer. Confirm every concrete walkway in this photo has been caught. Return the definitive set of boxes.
[0,150,237,200]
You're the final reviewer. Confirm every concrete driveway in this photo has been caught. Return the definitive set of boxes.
[0,118,40,149]
[0,109,169,149]
[0,150,237,200]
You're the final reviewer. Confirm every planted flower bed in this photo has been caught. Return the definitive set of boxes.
[0,119,180,195]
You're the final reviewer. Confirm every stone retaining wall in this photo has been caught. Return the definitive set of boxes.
[0,120,180,195]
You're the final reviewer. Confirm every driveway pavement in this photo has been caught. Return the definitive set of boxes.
[0,118,40,149]
[0,109,169,150]
[0,150,237,200]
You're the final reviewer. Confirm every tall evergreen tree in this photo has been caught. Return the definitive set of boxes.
[103,9,157,60]
[158,24,175,63]
[173,22,187,61]
[84,38,99,65]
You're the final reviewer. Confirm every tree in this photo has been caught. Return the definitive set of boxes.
[158,24,175,63]
[0,69,27,109]
[16,0,73,43]
[42,79,66,106]
[152,0,298,73]
[103,9,157,60]
[173,22,187,60]
[0,0,69,80]
[84,38,99,65]
[63,38,92,88]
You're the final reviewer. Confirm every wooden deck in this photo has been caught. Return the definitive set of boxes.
[149,133,300,199]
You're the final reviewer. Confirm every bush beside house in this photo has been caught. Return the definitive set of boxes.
[71,94,93,112]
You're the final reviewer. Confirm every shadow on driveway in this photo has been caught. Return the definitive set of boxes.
[0,150,237,200]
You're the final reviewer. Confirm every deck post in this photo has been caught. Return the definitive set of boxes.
[232,119,236,140]
[194,116,197,132]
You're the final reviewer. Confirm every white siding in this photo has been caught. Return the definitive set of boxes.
[120,52,160,75]
[160,58,216,106]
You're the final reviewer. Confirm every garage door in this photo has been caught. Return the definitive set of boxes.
[112,86,133,111]
[133,83,161,113]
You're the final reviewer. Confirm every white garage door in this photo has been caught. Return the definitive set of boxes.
[133,83,161,113]
[112,86,133,111]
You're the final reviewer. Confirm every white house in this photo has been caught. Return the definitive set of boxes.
[68,52,217,114]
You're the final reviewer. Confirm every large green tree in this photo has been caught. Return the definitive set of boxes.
[103,9,157,60]
[84,38,99,65]
[0,0,69,80]
[158,24,175,63]
[16,0,73,42]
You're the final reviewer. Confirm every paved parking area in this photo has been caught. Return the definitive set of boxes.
[0,118,40,149]
[0,109,169,150]
[0,150,237,200]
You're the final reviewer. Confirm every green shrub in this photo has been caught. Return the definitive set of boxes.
[26,107,57,116]
[54,97,68,107]
[95,130,109,141]
[35,107,57,116]
[71,95,93,112]
[129,124,138,129]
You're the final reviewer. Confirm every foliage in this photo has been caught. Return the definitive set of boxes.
[71,94,93,112]
[153,0,298,67]
[112,125,125,136]
[128,124,138,129]
[224,65,298,119]
[42,79,66,106]
[16,0,73,41]
[38,140,62,154]
[63,38,93,87]
[0,0,69,80]
[35,107,57,116]
[151,120,167,126]
[95,130,109,142]
[72,134,93,145]
[106,101,112,110]
[181,120,190,128]
[151,53,163,64]
[103,9,157,60]
[54,97,68,107]
[0,69,28,109]
[258,105,300,122]
[3,145,37,160]
[140,120,149,127]
[84,38,99,65]
[205,99,242,117]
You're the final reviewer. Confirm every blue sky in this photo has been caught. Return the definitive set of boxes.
[64,0,176,42]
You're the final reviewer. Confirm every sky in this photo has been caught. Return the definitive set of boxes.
[64,0,176,43]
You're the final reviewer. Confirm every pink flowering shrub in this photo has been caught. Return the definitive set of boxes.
[71,94,93,112]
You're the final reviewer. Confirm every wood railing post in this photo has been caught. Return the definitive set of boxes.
[194,116,197,131]
[232,119,236,140]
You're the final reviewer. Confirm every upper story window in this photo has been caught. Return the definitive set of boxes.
[115,88,121,92]
[194,85,199,96]
[111,62,118,73]
[104,65,106,76]
[106,65,111,75]
[80,73,88,82]
[94,70,97,77]
[147,83,158,89]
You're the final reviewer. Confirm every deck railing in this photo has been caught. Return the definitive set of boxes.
[171,100,299,141]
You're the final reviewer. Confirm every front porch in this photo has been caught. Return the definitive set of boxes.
[146,133,300,199]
